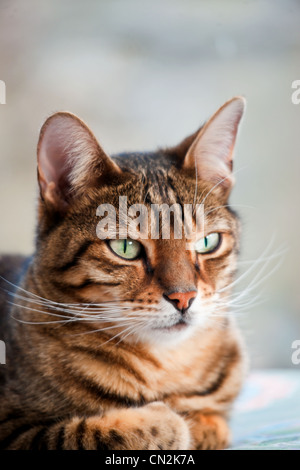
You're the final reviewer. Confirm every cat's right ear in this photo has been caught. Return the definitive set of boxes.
[166,96,245,200]
[37,112,122,213]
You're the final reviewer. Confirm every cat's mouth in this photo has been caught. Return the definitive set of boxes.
[153,318,188,332]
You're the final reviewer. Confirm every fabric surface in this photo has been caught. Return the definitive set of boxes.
[230,370,300,450]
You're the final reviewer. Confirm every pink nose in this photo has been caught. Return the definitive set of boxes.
[165,291,197,312]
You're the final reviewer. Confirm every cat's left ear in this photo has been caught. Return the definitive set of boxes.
[176,96,246,198]
[37,112,123,213]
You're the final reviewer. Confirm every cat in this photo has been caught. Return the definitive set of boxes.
[0,96,247,450]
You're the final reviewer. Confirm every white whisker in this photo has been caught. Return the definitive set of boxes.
[199,166,247,206]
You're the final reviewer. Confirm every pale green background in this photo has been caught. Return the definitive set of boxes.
[0,0,299,368]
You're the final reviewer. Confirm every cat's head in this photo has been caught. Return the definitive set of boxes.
[35,97,245,345]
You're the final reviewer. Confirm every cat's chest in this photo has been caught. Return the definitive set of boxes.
[58,321,231,415]
[124,326,224,400]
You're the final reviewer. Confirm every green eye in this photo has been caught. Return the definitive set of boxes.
[195,233,221,254]
[108,239,142,260]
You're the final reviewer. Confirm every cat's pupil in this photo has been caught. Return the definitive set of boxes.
[204,237,208,248]
[123,239,127,253]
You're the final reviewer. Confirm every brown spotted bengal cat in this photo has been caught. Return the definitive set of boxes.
[0,97,247,450]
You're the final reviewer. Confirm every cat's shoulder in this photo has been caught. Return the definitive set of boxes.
[0,254,29,283]
[0,254,31,317]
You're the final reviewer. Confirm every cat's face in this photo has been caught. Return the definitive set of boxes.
[35,97,245,346]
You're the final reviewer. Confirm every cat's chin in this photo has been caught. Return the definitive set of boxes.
[129,321,197,347]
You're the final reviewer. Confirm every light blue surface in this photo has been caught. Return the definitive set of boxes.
[230,370,300,450]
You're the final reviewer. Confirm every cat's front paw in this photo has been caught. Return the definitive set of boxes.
[99,401,190,450]
[186,412,230,450]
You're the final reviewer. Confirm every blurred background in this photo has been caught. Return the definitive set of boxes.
[0,0,299,368]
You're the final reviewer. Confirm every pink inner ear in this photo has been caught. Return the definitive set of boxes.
[184,97,245,188]
[37,112,122,209]
[39,119,70,187]
[37,113,102,204]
